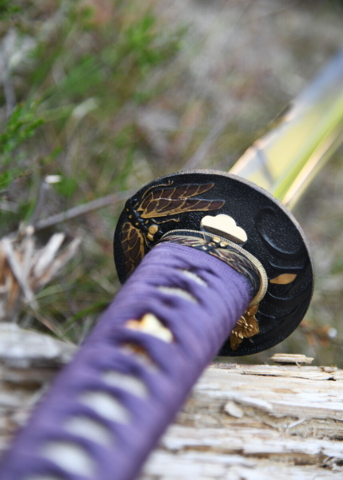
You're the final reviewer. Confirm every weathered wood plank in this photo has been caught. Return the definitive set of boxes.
[1,325,343,478]
[141,364,343,479]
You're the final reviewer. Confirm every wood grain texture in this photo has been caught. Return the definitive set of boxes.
[0,326,343,478]
[142,363,343,479]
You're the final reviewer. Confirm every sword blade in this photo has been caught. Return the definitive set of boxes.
[230,48,343,210]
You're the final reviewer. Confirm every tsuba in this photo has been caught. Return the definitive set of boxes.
[114,169,314,357]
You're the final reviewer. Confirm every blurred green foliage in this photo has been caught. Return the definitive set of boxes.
[0,102,44,188]
[0,0,20,19]
[1,0,343,368]
[0,0,183,342]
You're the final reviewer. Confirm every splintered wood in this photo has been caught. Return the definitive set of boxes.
[0,324,76,453]
[141,363,343,479]
[1,328,343,479]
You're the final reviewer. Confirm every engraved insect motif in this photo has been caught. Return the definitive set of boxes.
[121,181,225,276]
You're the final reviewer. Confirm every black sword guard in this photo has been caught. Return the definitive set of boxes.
[114,169,314,357]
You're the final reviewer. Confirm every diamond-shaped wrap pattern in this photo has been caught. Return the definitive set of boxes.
[0,242,253,480]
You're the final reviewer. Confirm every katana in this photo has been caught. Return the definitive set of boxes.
[2,48,343,480]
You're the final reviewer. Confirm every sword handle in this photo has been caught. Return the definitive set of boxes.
[0,242,253,480]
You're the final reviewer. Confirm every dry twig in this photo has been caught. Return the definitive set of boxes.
[0,226,80,323]
[34,191,131,231]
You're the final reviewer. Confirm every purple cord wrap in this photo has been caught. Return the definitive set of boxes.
[0,242,253,480]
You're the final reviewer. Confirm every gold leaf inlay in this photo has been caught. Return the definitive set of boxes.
[270,273,297,284]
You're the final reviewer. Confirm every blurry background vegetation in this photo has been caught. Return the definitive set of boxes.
[2,0,343,366]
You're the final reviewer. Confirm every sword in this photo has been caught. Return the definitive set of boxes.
[1,49,343,480]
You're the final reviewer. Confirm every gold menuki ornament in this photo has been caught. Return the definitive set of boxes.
[230,304,259,351]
